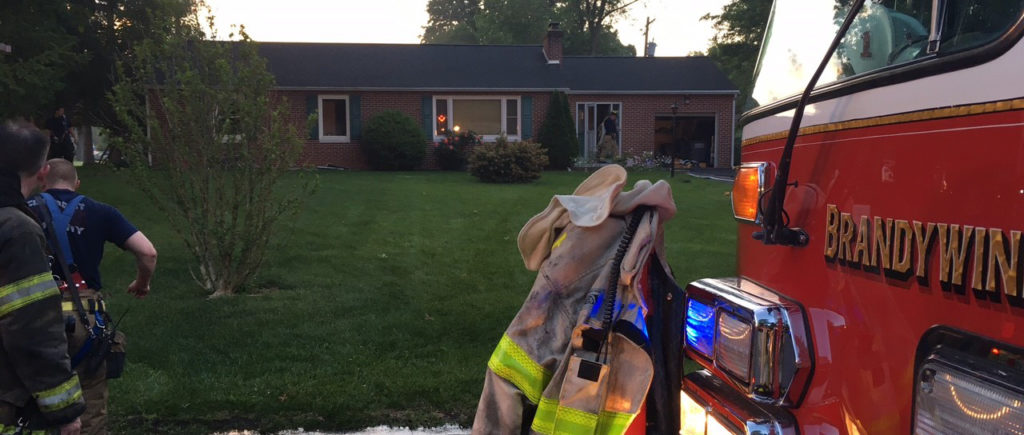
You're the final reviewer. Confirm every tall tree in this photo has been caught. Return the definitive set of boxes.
[0,0,193,124]
[0,0,86,120]
[422,0,482,44]
[475,0,551,45]
[701,0,773,111]
[421,0,636,56]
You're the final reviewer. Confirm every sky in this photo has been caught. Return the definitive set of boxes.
[203,0,730,57]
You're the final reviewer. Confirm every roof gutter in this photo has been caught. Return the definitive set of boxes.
[270,86,738,95]
[565,90,740,95]
[272,86,573,92]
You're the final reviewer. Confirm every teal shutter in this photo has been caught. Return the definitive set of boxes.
[422,96,433,138]
[306,95,318,139]
[521,96,533,140]
[350,95,361,140]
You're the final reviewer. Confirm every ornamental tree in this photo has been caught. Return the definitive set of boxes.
[110,10,315,297]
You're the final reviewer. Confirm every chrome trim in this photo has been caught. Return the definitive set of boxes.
[732,162,768,224]
[684,370,797,435]
[685,277,813,407]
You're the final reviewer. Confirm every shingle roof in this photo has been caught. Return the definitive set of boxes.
[562,56,737,92]
[257,42,737,93]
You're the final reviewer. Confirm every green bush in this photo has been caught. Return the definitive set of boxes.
[467,136,548,183]
[434,130,480,171]
[537,91,579,170]
[362,110,426,170]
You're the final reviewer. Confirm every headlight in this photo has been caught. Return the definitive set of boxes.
[680,389,709,435]
[683,278,812,406]
[914,329,1024,434]
[716,310,753,382]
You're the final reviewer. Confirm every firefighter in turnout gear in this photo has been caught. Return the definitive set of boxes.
[0,121,85,434]
[27,159,157,435]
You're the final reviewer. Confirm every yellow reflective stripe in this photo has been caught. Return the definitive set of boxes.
[487,334,551,404]
[532,396,638,435]
[0,272,59,317]
[34,375,83,413]
[552,232,568,250]
[532,396,600,435]
[62,299,105,313]
[597,410,636,434]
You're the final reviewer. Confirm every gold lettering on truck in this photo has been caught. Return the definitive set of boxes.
[823,204,1023,301]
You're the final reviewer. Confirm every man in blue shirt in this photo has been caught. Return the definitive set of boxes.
[28,159,157,435]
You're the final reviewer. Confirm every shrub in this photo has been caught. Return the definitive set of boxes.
[434,130,480,171]
[362,110,426,170]
[468,136,548,183]
[537,92,579,170]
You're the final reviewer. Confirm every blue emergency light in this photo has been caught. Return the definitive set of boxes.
[684,298,715,358]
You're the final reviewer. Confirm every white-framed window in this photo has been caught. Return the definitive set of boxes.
[318,95,350,143]
[433,96,520,141]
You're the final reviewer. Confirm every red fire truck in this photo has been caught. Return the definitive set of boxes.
[680,0,1024,433]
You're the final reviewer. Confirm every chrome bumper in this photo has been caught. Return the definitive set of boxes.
[682,370,798,435]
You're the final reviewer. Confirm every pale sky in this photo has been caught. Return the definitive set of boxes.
[204,0,730,57]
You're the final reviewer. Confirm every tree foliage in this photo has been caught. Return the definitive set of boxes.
[422,0,636,56]
[0,0,191,124]
[538,92,578,169]
[560,0,639,55]
[110,10,315,297]
[422,0,481,44]
[701,0,773,111]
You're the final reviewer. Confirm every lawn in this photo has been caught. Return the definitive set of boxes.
[75,166,736,433]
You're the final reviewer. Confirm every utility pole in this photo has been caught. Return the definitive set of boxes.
[643,17,655,57]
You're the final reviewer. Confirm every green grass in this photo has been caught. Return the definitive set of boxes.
[75,167,735,433]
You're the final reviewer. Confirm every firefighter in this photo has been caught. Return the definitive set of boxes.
[27,159,157,435]
[0,121,85,434]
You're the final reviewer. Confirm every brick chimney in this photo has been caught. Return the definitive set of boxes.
[543,22,563,64]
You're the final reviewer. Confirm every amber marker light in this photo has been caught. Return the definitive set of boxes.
[731,162,767,223]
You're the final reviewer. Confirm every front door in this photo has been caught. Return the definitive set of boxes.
[576,102,621,161]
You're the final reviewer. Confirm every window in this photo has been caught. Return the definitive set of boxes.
[750,0,1024,109]
[433,96,520,140]
[318,95,349,142]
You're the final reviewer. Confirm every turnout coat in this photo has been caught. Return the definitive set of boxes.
[473,165,683,435]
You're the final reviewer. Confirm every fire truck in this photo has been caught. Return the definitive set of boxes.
[679,0,1024,433]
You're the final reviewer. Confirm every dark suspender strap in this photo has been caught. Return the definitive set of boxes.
[34,199,92,332]
[39,193,85,266]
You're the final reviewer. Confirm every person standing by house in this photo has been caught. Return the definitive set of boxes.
[45,106,76,162]
[598,111,619,161]
[28,159,157,435]
[0,121,85,435]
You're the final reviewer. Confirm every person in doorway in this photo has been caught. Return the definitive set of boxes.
[598,111,619,161]
[28,159,157,435]
[0,121,85,435]
[45,107,76,162]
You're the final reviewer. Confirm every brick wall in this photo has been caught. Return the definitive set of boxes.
[282,90,554,169]
[567,94,736,168]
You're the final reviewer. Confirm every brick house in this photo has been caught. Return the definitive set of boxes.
[258,25,738,169]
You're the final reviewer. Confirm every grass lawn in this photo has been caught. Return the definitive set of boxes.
[75,166,736,433]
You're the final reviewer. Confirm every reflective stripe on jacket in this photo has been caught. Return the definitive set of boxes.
[0,205,86,427]
[473,165,678,435]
